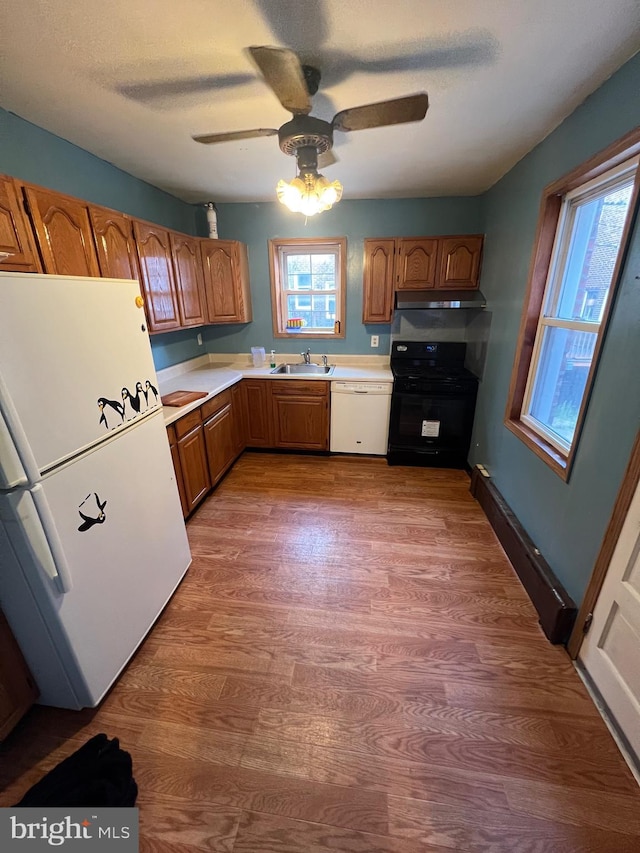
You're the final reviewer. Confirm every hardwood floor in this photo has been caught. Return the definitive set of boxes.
[1,453,639,852]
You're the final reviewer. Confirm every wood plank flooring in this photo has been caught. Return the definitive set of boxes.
[1,453,639,852]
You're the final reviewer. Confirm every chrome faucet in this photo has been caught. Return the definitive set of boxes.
[321,354,328,367]
[301,348,311,364]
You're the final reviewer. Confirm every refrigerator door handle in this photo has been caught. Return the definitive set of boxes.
[30,484,74,594]
[0,367,40,483]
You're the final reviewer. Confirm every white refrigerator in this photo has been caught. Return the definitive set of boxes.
[0,272,191,710]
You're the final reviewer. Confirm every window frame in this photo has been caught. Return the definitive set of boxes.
[504,127,640,481]
[268,237,347,339]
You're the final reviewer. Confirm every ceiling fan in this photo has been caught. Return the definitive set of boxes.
[192,46,429,180]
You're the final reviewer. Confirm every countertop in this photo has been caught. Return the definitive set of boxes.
[158,359,393,426]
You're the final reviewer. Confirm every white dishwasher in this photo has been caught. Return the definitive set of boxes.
[330,381,393,455]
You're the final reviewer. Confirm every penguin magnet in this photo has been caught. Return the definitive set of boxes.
[78,493,107,532]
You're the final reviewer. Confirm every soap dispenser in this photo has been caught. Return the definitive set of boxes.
[270,350,276,368]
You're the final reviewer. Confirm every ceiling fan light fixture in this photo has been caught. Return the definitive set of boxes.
[276,170,343,216]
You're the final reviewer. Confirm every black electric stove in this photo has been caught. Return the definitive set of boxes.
[388,341,479,468]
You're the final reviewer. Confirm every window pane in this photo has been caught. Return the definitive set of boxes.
[285,253,337,291]
[285,293,335,329]
[529,327,597,445]
[554,182,633,322]
[286,255,311,275]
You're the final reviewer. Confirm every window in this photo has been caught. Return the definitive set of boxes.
[505,131,640,480]
[269,237,346,338]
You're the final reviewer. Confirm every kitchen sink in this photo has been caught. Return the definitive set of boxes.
[270,363,335,375]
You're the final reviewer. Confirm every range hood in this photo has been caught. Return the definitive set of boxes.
[395,289,487,310]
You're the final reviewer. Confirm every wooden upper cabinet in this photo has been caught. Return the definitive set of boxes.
[170,232,207,326]
[201,239,252,324]
[22,185,100,277]
[362,239,395,323]
[133,220,180,333]
[396,238,438,290]
[89,206,140,282]
[438,235,484,290]
[0,176,42,272]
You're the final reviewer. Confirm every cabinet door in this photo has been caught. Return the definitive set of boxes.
[89,206,140,282]
[201,239,252,323]
[167,425,189,519]
[231,382,246,455]
[396,238,438,290]
[170,232,207,326]
[23,186,100,277]
[204,403,235,486]
[271,380,329,450]
[177,425,211,513]
[133,220,181,333]
[362,239,395,323]
[242,380,273,447]
[0,176,42,272]
[438,235,484,290]
[0,609,38,741]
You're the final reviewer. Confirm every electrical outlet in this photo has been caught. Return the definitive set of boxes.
[197,333,203,346]
[371,335,379,348]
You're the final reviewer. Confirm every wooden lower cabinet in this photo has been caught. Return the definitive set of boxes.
[167,385,246,518]
[174,409,211,514]
[204,402,236,487]
[242,379,330,450]
[242,380,274,447]
[167,379,329,517]
[231,382,246,454]
[270,380,330,450]
[0,610,38,741]
[167,424,189,518]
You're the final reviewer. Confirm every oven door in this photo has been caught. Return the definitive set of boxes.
[388,385,478,464]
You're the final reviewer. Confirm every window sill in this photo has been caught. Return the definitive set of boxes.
[274,330,346,340]
[504,417,571,481]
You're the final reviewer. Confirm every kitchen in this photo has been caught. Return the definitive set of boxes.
[1,1,640,849]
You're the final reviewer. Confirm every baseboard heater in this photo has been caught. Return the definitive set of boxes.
[470,465,577,644]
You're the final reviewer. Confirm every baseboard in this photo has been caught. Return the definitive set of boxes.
[470,466,577,644]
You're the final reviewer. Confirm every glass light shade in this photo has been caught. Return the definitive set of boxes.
[276,171,343,216]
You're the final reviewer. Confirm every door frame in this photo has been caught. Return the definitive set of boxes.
[567,428,640,658]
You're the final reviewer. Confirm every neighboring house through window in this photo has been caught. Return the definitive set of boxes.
[268,237,346,339]
[505,130,640,480]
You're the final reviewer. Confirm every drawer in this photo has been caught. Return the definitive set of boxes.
[174,407,202,439]
[166,424,177,445]
[201,388,232,420]
[270,380,329,397]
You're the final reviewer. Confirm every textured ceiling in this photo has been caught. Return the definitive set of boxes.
[1,0,639,203]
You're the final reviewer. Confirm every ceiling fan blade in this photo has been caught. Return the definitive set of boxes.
[332,93,429,133]
[248,46,311,115]
[193,128,278,145]
[318,149,338,169]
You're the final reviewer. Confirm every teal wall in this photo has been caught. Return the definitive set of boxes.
[150,197,483,367]
[469,51,640,605]
[0,109,198,233]
[199,198,483,357]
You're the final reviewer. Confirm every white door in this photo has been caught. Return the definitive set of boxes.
[0,273,161,485]
[1,413,191,708]
[579,479,640,762]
